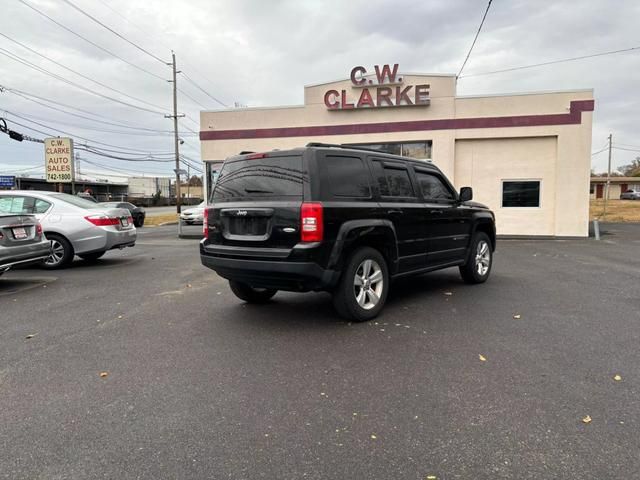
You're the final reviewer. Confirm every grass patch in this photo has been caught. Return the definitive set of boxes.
[144,213,178,226]
[590,199,640,222]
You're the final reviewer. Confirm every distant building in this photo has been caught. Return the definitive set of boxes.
[590,177,640,199]
[128,177,171,199]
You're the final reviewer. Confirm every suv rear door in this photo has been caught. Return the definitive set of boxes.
[370,158,427,272]
[207,153,308,252]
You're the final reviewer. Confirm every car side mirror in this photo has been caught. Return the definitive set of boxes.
[459,187,473,202]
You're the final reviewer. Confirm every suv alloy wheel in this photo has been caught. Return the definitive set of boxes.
[332,247,389,321]
[459,232,492,284]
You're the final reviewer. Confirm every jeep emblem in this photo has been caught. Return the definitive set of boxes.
[236,210,248,216]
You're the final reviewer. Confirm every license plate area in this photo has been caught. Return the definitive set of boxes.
[225,217,268,236]
[12,227,28,239]
[120,218,129,227]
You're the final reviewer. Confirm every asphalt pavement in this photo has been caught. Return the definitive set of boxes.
[1,223,639,479]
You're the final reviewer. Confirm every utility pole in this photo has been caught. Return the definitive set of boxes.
[603,133,612,219]
[166,51,185,214]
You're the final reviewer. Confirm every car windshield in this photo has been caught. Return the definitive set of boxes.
[49,193,103,209]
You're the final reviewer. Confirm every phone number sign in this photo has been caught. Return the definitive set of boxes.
[45,137,75,183]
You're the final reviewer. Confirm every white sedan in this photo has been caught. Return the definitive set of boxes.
[180,201,206,224]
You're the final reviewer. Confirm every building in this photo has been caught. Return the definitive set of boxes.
[590,177,640,199]
[1,176,127,200]
[128,176,171,199]
[200,64,594,237]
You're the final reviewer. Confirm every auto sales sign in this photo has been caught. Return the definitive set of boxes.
[45,137,74,183]
[324,64,430,110]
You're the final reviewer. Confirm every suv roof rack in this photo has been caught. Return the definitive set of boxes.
[305,142,386,154]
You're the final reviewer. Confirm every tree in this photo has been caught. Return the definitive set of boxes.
[619,157,640,177]
[187,175,202,186]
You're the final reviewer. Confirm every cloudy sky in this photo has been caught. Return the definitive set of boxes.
[1,0,638,180]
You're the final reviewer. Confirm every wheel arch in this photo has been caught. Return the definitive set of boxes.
[328,220,399,274]
[472,218,496,251]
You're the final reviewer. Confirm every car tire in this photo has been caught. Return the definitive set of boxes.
[134,216,144,228]
[79,251,106,262]
[332,247,389,322]
[229,280,277,303]
[42,233,74,269]
[459,232,493,284]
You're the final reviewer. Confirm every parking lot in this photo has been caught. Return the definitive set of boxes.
[1,223,639,479]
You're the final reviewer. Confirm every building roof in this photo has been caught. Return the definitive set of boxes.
[590,176,640,183]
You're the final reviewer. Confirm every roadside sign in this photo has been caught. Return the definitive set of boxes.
[0,175,15,187]
[45,137,74,183]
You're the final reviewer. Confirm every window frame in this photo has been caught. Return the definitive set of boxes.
[371,159,418,201]
[501,179,542,208]
[0,195,52,215]
[413,167,457,204]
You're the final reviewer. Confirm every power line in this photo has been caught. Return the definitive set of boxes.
[0,32,168,112]
[16,0,167,82]
[58,0,168,65]
[457,0,493,78]
[459,45,640,78]
[0,48,167,115]
[613,146,640,153]
[181,72,228,108]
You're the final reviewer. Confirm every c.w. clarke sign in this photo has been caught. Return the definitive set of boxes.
[324,64,430,110]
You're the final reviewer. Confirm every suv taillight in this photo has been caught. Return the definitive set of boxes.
[300,202,323,242]
[203,207,209,238]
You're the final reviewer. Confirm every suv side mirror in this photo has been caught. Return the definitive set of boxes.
[459,187,473,202]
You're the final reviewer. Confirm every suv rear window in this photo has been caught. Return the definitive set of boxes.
[212,155,306,201]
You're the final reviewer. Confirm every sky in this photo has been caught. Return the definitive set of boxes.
[0,0,639,181]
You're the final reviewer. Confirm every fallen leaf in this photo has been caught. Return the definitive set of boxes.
[479,354,487,362]
[426,476,437,480]
[25,333,37,339]
[186,284,192,288]
[99,372,109,378]
[380,328,385,332]
[444,292,453,296]
[320,392,326,396]
[370,434,377,440]
[117,315,123,319]
[513,314,521,319]
[582,415,592,424]
[353,412,358,416]
[614,374,622,381]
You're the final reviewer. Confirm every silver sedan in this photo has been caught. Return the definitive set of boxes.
[620,189,640,200]
[0,191,137,269]
[0,214,51,275]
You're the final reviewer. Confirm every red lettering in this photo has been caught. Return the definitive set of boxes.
[414,84,430,105]
[396,85,413,106]
[376,87,393,107]
[324,90,340,109]
[350,66,367,86]
[374,64,399,84]
[356,88,375,108]
[340,90,354,109]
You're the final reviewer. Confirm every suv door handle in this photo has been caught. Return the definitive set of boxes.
[387,209,403,215]
[429,210,444,214]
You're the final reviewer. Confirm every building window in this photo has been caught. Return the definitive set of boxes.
[589,183,595,194]
[502,181,541,207]
[348,141,432,160]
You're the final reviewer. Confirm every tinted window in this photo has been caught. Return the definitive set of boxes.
[415,171,453,201]
[502,181,540,207]
[213,155,306,201]
[324,155,370,197]
[347,141,432,159]
[375,163,415,197]
[34,199,51,213]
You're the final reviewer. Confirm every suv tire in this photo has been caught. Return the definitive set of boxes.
[42,233,74,269]
[229,280,277,303]
[332,247,389,322]
[459,232,492,284]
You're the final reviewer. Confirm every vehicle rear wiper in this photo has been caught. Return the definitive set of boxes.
[244,189,273,193]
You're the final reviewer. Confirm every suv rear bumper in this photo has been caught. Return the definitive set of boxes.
[200,253,339,291]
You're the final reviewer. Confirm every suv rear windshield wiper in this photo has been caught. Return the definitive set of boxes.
[244,189,273,194]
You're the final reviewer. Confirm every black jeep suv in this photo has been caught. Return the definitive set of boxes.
[200,143,495,321]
